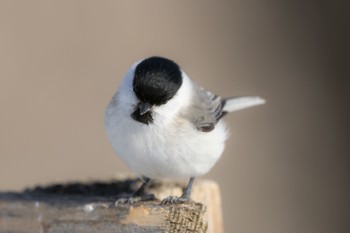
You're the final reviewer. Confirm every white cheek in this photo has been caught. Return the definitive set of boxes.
[117,65,139,112]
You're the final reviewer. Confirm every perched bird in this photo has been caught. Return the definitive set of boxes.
[105,56,265,204]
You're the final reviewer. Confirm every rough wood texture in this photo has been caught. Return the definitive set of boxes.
[0,179,223,233]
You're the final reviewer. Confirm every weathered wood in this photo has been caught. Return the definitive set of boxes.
[0,179,223,233]
[150,179,224,233]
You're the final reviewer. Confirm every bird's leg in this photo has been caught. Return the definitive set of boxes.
[161,177,195,204]
[115,177,156,205]
[180,176,195,200]
[133,177,150,196]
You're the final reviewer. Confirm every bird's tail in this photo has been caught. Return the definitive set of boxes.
[222,96,265,113]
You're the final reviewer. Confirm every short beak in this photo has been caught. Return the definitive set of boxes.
[139,102,152,115]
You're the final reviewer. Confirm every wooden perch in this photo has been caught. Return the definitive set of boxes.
[0,179,223,233]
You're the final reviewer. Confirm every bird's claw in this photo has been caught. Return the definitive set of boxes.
[115,196,142,206]
[115,193,156,206]
[161,195,190,205]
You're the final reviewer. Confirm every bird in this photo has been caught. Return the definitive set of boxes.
[104,56,265,204]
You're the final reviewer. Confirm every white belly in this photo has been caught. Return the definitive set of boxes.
[105,104,228,179]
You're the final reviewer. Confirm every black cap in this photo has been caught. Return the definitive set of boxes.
[133,56,183,106]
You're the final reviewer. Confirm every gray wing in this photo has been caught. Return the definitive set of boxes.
[183,84,225,132]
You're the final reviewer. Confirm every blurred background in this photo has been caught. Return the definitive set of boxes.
[0,1,349,233]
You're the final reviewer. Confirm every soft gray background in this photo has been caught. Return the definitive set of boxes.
[0,1,349,233]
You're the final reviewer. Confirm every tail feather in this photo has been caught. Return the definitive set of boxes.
[222,96,265,113]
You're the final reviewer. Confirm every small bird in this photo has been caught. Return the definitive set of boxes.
[105,56,265,204]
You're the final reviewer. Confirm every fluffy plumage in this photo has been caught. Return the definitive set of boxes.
[104,57,264,179]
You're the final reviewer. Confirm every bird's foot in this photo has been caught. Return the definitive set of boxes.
[161,177,195,205]
[115,193,156,206]
[161,195,190,205]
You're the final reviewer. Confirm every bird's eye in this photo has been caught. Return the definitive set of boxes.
[133,85,138,92]
[158,96,169,105]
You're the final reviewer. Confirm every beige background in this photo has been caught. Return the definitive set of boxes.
[0,1,349,233]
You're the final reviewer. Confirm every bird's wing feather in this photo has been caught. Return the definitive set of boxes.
[182,84,265,132]
[183,83,224,132]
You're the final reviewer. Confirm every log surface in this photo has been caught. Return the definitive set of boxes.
[0,179,223,233]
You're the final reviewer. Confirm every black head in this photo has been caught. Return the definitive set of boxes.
[133,56,182,105]
[131,56,183,124]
